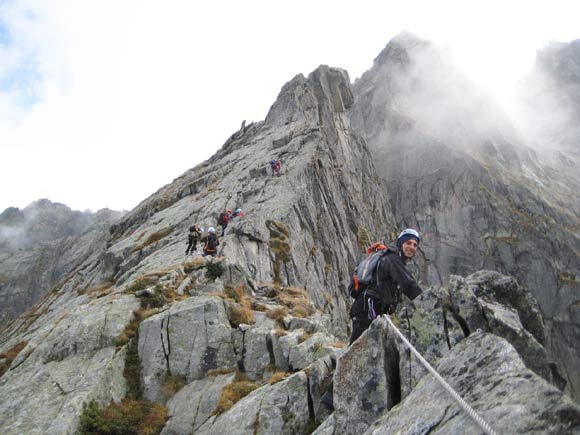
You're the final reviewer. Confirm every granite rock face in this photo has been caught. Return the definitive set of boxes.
[363,332,580,435]
[0,34,579,435]
[350,32,580,400]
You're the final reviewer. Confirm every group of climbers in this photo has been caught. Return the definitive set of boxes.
[183,154,423,346]
[184,157,281,256]
[185,207,246,257]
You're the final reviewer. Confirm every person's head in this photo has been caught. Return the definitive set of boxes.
[396,228,420,259]
[208,227,216,234]
[226,209,231,214]
[235,208,241,214]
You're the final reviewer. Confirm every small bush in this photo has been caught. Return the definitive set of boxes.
[213,380,260,415]
[229,304,256,328]
[275,291,314,318]
[183,258,206,274]
[266,307,289,323]
[205,260,224,281]
[127,277,157,294]
[252,302,268,312]
[224,284,246,303]
[78,399,168,435]
[139,287,167,309]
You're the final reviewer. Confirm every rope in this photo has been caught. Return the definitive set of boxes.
[382,314,498,435]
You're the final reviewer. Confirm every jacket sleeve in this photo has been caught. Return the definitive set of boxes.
[385,254,423,301]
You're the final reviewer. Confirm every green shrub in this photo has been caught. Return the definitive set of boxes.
[127,277,157,294]
[205,261,224,281]
[139,287,167,309]
[78,399,167,435]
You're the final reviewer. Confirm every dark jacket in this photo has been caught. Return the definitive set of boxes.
[351,248,422,313]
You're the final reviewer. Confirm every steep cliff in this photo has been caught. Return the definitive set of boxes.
[0,38,579,435]
[350,32,580,400]
[0,66,395,434]
[0,200,123,325]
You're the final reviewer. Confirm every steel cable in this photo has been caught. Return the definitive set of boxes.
[382,314,498,435]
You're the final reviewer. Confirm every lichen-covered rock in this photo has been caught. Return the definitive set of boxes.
[0,293,137,435]
[197,371,312,435]
[363,332,580,435]
[138,296,236,402]
[161,373,235,435]
[334,317,400,435]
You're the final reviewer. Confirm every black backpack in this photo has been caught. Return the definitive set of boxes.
[349,247,394,298]
[205,234,218,253]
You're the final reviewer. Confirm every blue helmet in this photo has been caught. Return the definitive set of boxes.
[270,159,276,165]
[397,228,420,248]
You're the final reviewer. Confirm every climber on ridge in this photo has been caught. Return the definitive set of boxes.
[201,227,219,257]
[270,159,282,177]
[217,209,232,237]
[348,228,424,344]
[185,224,202,255]
[231,207,246,218]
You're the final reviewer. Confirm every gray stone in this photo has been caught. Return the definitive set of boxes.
[363,333,580,435]
[198,371,312,435]
[161,373,235,435]
[334,317,400,435]
[139,296,236,402]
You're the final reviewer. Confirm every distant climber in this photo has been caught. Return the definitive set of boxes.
[270,159,282,177]
[231,208,246,218]
[348,228,424,344]
[185,224,201,255]
[217,209,232,236]
[201,227,219,257]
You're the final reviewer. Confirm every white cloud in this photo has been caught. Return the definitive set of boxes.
[0,0,579,213]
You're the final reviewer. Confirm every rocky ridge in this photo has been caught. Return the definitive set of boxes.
[350,33,580,400]
[0,35,578,435]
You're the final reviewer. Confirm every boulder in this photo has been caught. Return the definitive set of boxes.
[363,332,580,434]
[139,296,237,402]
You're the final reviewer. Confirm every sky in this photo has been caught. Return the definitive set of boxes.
[1,0,579,214]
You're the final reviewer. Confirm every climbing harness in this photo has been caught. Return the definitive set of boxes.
[382,314,498,435]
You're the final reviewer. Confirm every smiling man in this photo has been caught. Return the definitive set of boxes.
[348,228,424,344]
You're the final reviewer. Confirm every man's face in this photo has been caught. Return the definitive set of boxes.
[401,239,418,259]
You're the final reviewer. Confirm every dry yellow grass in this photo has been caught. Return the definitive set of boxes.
[161,374,186,398]
[213,380,260,415]
[229,304,256,327]
[265,307,289,323]
[206,367,236,377]
[268,371,288,385]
